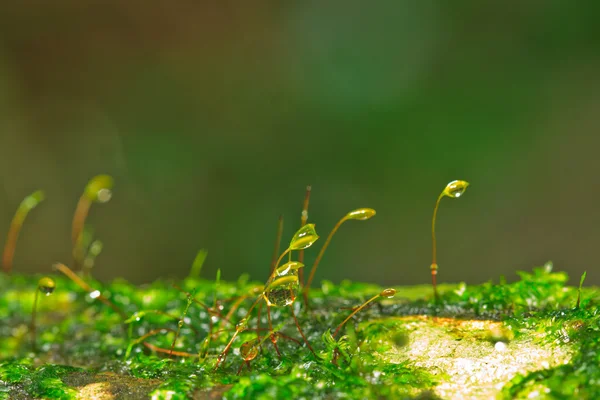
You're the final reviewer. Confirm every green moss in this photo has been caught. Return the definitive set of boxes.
[1,263,598,399]
[0,361,81,399]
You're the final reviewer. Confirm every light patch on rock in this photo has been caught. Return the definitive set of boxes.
[377,316,573,399]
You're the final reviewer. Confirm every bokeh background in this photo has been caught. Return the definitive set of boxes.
[1,2,599,287]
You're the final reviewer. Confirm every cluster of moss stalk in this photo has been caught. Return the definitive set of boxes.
[2,176,597,399]
[1,176,470,364]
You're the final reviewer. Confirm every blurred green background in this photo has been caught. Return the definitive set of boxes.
[0,2,599,286]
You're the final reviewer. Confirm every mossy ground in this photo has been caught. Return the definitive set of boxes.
[1,263,598,399]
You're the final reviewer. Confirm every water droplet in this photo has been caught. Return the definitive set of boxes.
[217,353,226,363]
[380,288,396,298]
[38,277,55,295]
[240,340,259,361]
[289,224,319,250]
[345,208,376,221]
[236,318,248,332]
[89,290,101,299]
[178,321,184,328]
[85,175,114,202]
[269,333,278,344]
[275,261,304,276]
[96,188,112,203]
[443,180,469,198]
[264,272,299,307]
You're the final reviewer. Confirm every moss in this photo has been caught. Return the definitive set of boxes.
[1,263,598,399]
[0,361,81,399]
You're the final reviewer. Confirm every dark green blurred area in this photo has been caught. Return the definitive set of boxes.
[0,2,599,286]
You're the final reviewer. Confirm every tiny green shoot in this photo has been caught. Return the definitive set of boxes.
[71,175,113,270]
[576,271,587,309]
[297,186,312,287]
[30,276,55,350]
[333,288,396,338]
[2,190,45,274]
[430,180,469,299]
[170,289,196,357]
[188,249,208,280]
[82,239,103,278]
[303,208,376,304]
[269,215,284,276]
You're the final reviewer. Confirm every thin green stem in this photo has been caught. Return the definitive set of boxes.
[30,287,40,351]
[304,217,347,299]
[298,186,311,288]
[289,304,315,355]
[271,248,291,280]
[333,293,380,338]
[431,193,444,266]
[214,294,263,369]
[269,216,284,275]
[431,193,444,299]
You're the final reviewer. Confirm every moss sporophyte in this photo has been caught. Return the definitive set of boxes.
[2,178,599,399]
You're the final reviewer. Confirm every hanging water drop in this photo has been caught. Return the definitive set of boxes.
[240,339,260,361]
[443,180,469,198]
[38,277,56,295]
[85,175,115,203]
[345,208,376,221]
[289,224,319,250]
[264,273,299,307]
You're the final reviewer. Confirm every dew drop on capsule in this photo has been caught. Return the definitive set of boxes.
[264,274,299,307]
[380,288,396,299]
[38,277,56,296]
[289,224,319,250]
[345,208,376,221]
[443,180,469,198]
[240,340,259,361]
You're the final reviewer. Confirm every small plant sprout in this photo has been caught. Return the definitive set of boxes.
[430,180,470,299]
[199,269,223,362]
[269,216,284,275]
[214,225,320,370]
[2,190,45,274]
[297,185,312,286]
[303,208,376,303]
[71,175,114,269]
[30,276,55,350]
[169,289,196,357]
[188,249,208,280]
[576,271,587,309]
[332,288,396,338]
[82,240,103,278]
